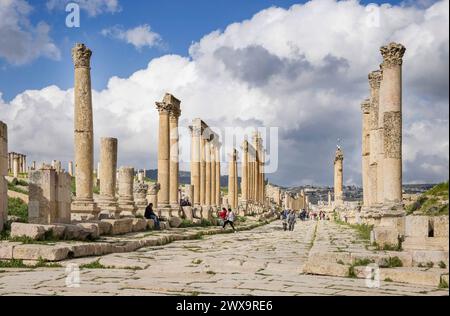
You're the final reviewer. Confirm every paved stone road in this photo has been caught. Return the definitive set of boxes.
[0,220,448,296]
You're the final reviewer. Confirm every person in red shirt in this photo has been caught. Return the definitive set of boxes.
[218,207,227,221]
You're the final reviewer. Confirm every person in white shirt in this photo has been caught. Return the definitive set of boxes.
[222,208,236,232]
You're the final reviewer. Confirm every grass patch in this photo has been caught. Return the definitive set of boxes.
[192,259,203,265]
[438,261,447,269]
[0,259,27,268]
[334,212,372,241]
[7,197,28,222]
[337,259,345,265]
[79,259,110,269]
[7,182,28,195]
[406,182,449,216]
[347,266,357,278]
[206,270,216,275]
[353,258,374,266]
[379,256,403,268]
[0,258,62,269]
[384,278,393,282]
[439,277,449,289]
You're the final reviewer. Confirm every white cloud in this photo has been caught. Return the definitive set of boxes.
[0,0,60,65]
[101,24,162,49]
[46,0,121,16]
[1,0,448,186]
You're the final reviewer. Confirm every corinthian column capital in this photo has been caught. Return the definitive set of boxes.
[380,42,406,68]
[368,70,382,89]
[72,43,92,68]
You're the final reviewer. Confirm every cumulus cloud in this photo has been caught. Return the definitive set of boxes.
[46,0,121,16]
[101,24,162,50]
[0,0,60,65]
[1,0,448,186]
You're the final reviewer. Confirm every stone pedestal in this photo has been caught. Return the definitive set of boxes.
[97,137,119,217]
[117,167,136,217]
[29,167,72,224]
[146,183,160,209]
[71,43,99,219]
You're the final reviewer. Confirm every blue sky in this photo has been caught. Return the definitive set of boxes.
[0,0,448,186]
[1,0,407,101]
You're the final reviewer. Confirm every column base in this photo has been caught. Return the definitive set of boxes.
[118,199,137,217]
[71,198,100,221]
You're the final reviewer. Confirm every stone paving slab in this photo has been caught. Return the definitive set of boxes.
[0,220,448,296]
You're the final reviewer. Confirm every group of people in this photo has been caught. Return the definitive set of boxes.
[280,208,331,231]
[280,209,297,231]
[218,207,237,233]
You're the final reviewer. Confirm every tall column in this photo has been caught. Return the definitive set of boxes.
[334,147,344,206]
[234,153,238,209]
[368,70,382,206]
[211,143,216,207]
[380,43,405,206]
[71,43,98,218]
[117,166,136,217]
[241,140,249,204]
[361,99,371,207]
[155,95,172,212]
[169,103,181,210]
[23,155,27,174]
[13,156,19,178]
[0,121,7,231]
[215,143,221,207]
[228,149,236,210]
[68,161,74,177]
[190,120,201,207]
[205,140,212,206]
[200,136,206,205]
[328,191,332,206]
[98,137,119,217]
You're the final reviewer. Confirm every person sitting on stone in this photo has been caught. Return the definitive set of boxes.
[144,203,160,230]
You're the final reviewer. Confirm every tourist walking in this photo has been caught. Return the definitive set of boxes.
[223,208,236,232]
[218,207,228,226]
[288,210,297,231]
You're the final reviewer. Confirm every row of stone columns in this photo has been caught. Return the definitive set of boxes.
[361,42,405,210]
[8,152,27,176]
[241,132,266,206]
[189,118,221,210]
[0,121,7,231]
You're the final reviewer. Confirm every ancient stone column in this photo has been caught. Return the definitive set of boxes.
[134,182,149,216]
[137,170,144,183]
[71,43,98,218]
[23,155,27,174]
[155,94,172,213]
[368,70,382,206]
[328,190,332,206]
[68,161,74,176]
[334,147,344,206]
[169,103,181,209]
[380,43,406,206]
[205,140,211,206]
[32,161,36,171]
[228,149,236,209]
[190,119,201,207]
[13,156,19,178]
[0,121,7,231]
[200,135,206,206]
[211,143,216,207]
[215,143,221,207]
[234,154,238,209]
[361,99,371,207]
[241,140,249,204]
[97,137,119,217]
[117,166,136,217]
[147,183,160,209]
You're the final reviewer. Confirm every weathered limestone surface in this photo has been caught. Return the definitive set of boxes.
[169,101,181,209]
[380,43,406,206]
[0,219,446,296]
[0,121,7,231]
[71,43,99,218]
[334,147,344,205]
[117,167,136,216]
[97,137,119,216]
[190,120,201,207]
[361,99,371,207]
[134,182,149,216]
[28,167,71,224]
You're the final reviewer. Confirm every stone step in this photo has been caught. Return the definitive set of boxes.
[403,237,449,251]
